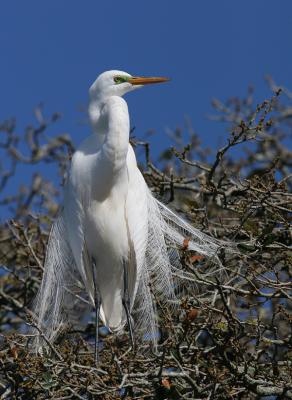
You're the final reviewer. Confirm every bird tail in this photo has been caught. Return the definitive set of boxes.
[132,189,233,350]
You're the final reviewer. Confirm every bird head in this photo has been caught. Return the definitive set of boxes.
[89,70,169,101]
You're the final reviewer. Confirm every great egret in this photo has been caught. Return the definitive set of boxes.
[33,70,225,361]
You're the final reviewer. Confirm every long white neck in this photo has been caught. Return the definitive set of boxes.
[88,97,107,144]
[89,95,130,173]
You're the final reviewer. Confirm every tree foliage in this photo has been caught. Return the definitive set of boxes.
[0,78,291,399]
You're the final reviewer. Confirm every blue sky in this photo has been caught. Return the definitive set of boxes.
[0,1,292,206]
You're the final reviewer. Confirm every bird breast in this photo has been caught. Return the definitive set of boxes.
[85,186,129,264]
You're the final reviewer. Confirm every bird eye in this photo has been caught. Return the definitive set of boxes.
[114,76,126,84]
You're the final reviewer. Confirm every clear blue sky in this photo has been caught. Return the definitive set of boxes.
[0,0,292,202]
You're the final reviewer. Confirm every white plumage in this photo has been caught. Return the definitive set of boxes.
[33,70,226,352]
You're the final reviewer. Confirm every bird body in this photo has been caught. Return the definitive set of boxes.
[63,90,149,331]
[33,70,227,353]
[65,145,147,331]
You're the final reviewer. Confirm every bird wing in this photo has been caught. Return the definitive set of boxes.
[125,145,148,304]
[127,165,231,347]
[63,180,95,304]
[32,211,88,349]
[126,145,166,343]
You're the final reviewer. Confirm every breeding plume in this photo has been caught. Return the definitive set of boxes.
[33,70,224,359]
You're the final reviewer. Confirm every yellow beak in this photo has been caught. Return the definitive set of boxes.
[128,76,170,85]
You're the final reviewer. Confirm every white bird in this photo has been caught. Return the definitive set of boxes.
[33,70,225,360]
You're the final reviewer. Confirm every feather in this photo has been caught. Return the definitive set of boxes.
[31,179,230,352]
[131,188,230,349]
[31,213,88,350]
